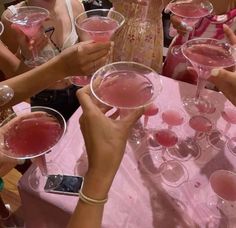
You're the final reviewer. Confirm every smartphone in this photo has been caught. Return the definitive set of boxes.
[44,175,83,196]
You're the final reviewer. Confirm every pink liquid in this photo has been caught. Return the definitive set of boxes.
[155,129,178,148]
[170,1,210,18]
[144,103,159,116]
[96,70,154,108]
[221,108,236,124]
[70,76,91,87]
[210,171,236,201]
[4,112,63,158]
[80,16,119,42]
[11,12,47,38]
[162,109,184,126]
[189,115,212,132]
[184,43,235,69]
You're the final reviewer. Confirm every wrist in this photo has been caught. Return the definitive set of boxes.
[82,170,115,199]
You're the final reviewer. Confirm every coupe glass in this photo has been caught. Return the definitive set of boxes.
[163,0,213,79]
[90,61,162,144]
[208,170,236,218]
[0,106,66,192]
[5,6,55,67]
[181,38,236,113]
[166,0,213,41]
[0,22,14,106]
[70,9,125,87]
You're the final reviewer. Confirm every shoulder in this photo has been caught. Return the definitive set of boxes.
[71,0,85,16]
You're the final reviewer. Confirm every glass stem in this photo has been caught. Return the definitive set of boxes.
[32,155,48,176]
[195,78,207,101]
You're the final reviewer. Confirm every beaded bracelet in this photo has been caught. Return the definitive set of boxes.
[78,189,108,206]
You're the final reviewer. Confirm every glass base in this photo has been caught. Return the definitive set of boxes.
[28,162,63,192]
[138,150,164,175]
[227,137,236,156]
[207,130,228,151]
[160,160,189,187]
[183,96,216,114]
[167,138,201,161]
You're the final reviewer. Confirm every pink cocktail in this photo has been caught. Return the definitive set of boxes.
[91,61,162,144]
[71,9,125,87]
[182,38,236,113]
[209,170,236,217]
[162,109,185,126]
[162,0,213,82]
[0,106,66,191]
[6,6,55,67]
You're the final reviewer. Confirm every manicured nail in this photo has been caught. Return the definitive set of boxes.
[211,68,220,77]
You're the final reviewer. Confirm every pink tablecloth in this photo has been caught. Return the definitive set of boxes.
[19,76,236,228]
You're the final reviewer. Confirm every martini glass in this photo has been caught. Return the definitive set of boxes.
[6,6,55,67]
[181,38,236,113]
[162,0,213,78]
[90,61,162,144]
[208,170,236,218]
[166,0,213,41]
[70,9,125,87]
[0,106,66,192]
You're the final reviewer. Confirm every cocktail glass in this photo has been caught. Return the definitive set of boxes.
[90,61,162,144]
[70,9,125,87]
[0,106,66,192]
[166,0,213,41]
[208,170,236,218]
[140,128,189,186]
[5,6,55,67]
[181,38,236,113]
[163,0,213,79]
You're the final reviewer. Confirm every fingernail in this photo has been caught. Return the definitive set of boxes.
[180,21,187,28]
[111,41,114,47]
[211,68,220,77]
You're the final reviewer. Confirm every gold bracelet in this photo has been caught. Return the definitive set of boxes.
[78,190,108,206]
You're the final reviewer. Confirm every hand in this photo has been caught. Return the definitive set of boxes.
[208,68,236,106]
[170,15,192,36]
[207,25,236,106]
[59,41,112,77]
[77,85,143,195]
[0,153,17,177]
[223,24,236,45]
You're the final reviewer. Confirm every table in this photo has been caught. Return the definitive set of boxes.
[18,76,236,228]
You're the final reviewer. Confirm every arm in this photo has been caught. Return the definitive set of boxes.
[1,10,19,54]
[0,41,111,109]
[67,86,143,228]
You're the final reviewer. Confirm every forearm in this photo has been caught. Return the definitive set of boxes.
[67,172,114,228]
[0,55,68,109]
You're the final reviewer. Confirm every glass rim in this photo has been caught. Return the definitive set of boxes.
[75,9,125,34]
[167,0,213,19]
[209,169,236,202]
[4,6,50,23]
[90,61,162,110]
[0,22,4,37]
[0,106,66,160]
[181,37,236,68]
